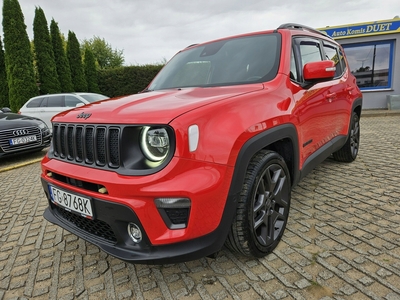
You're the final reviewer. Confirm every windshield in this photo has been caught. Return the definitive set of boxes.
[79,93,109,103]
[149,33,281,91]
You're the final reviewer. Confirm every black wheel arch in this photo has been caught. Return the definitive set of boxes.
[228,123,300,199]
[352,97,362,119]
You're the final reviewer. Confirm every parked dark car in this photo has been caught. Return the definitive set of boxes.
[0,107,51,158]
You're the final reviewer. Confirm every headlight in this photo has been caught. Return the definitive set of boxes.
[140,126,170,162]
[38,121,47,129]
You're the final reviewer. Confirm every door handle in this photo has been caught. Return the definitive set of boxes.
[326,93,336,102]
[345,87,354,95]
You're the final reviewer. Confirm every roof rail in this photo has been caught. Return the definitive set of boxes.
[277,23,332,39]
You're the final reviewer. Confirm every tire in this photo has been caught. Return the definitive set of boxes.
[225,150,291,257]
[333,112,360,162]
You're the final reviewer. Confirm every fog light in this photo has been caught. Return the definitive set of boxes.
[127,223,142,243]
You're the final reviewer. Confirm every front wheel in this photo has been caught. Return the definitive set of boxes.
[225,150,291,257]
[333,112,360,162]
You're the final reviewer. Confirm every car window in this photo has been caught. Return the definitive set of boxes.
[47,96,64,107]
[40,97,49,107]
[65,95,84,107]
[79,94,108,103]
[292,37,324,83]
[27,97,44,108]
[148,33,281,90]
[290,48,299,82]
[338,47,347,73]
[299,40,323,67]
[323,42,343,77]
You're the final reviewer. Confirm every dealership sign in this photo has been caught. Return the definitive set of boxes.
[318,18,400,39]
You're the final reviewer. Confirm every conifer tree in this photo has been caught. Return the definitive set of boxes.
[84,48,101,93]
[33,6,60,94]
[2,0,38,111]
[0,37,9,108]
[67,31,87,92]
[50,19,74,92]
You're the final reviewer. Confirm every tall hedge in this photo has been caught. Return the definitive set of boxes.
[33,6,60,94]
[84,48,101,93]
[97,65,163,97]
[67,31,87,92]
[50,19,74,92]
[2,0,38,111]
[0,37,9,108]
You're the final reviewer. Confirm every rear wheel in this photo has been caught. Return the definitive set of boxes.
[225,150,291,257]
[333,112,360,162]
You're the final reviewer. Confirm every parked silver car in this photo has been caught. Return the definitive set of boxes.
[19,93,108,131]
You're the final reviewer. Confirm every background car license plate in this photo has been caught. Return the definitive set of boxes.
[9,135,37,145]
[49,185,93,218]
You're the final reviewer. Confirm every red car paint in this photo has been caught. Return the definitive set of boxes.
[41,24,362,264]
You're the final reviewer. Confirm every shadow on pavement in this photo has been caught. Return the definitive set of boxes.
[0,147,49,172]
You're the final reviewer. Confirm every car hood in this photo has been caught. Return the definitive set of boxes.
[0,113,43,130]
[52,85,264,124]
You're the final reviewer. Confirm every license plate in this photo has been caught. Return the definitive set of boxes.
[49,185,94,218]
[9,135,37,145]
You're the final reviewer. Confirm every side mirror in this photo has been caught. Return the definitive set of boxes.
[303,60,336,81]
[1,107,12,113]
[76,103,84,107]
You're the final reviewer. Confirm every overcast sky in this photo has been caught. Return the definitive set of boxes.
[6,0,400,65]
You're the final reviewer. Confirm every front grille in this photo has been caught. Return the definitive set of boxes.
[50,123,175,176]
[52,124,121,168]
[54,205,117,243]
[0,126,42,153]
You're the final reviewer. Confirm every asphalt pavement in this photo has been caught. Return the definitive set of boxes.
[0,112,400,299]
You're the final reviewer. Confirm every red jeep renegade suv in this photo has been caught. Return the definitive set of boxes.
[41,24,362,264]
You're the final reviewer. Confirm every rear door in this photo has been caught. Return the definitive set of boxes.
[321,41,351,137]
[22,97,44,119]
[38,95,65,130]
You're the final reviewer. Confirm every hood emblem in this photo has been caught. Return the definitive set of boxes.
[77,112,92,120]
[13,129,28,136]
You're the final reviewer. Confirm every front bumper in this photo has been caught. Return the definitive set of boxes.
[0,131,51,157]
[41,156,237,264]
[42,193,236,264]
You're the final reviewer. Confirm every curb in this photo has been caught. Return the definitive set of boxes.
[0,157,42,173]
[361,110,400,117]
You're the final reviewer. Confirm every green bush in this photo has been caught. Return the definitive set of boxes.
[97,64,163,97]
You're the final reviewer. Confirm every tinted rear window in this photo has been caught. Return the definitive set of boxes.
[46,96,64,107]
[27,97,44,108]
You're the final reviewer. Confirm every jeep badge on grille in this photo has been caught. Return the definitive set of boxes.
[77,112,92,119]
